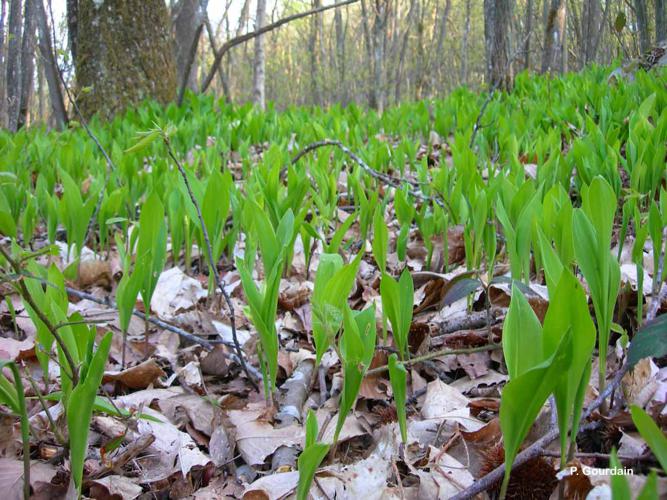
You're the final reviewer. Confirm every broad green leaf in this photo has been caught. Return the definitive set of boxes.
[67,331,112,493]
[627,315,667,368]
[380,269,413,360]
[500,329,573,496]
[502,284,544,379]
[542,270,596,465]
[631,405,667,472]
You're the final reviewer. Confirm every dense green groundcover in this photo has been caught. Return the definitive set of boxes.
[0,66,666,498]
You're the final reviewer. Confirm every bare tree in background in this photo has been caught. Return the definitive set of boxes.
[461,0,472,83]
[634,0,650,53]
[522,0,533,70]
[5,0,23,131]
[541,0,566,73]
[484,0,514,90]
[0,0,8,124]
[656,0,665,42]
[253,0,267,109]
[17,0,36,129]
[334,6,347,103]
[173,0,202,91]
[35,0,66,127]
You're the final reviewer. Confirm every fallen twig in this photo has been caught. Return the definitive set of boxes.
[60,284,264,382]
[449,363,629,500]
[290,139,453,213]
[163,137,259,391]
[366,344,501,376]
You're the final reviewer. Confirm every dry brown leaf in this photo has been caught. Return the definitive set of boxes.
[102,359,166,389]
[89,475,143,500]
[0,458,57,500]
[150,267,207,320]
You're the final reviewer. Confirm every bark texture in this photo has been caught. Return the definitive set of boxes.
[541,0,566,73]
[76,0,177,121]
[252,0,267,109]
[5,0,23,131]
[35,0,66,128]
[484,0,514,90]
[656,0,666,43]
[17,0,36,129]
[634,0,650,54]
[173,0,201,91]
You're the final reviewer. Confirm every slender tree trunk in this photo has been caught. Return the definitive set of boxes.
[582,0,600,63]
[0,0,8,126]
[173,0,201,91]
[5,0,23,131]
[541,0,566,73]
[394,0,417,101]
[634,0,650,54]
[66,0,77,60]
[372,0,388,112]
[252,0,266,109]
[35,0,66,128]
[656,0,666,43]
[589,0,611,65]
[360,0,377,108]
[18,0,36,129]
[523,0,533,69]
[309,0,322,105]
[37,54,44,123]
[76,0,176,120]
[484,0,514,90]
[432,0,451,93]
[460,0,471,83]
[334,7,346,104]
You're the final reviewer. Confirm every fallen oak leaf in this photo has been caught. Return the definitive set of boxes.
[102,359,166,389]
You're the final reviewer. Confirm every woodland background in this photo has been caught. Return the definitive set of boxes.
[0,0,666,129]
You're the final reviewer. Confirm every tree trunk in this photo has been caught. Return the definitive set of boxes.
[372,0,388,112]
[581,0,600,63]
[484,0,514,90]
[252,0,266,109]
[656,0,666,43]
[460,0,471,82]
[0,0,8,125]
[541,0,566,73]
[334,7,346,104]
[634,0,650,54]
[523,0,533,70]
[360,0,377,108]
[18,0,36,129]
[35,0,66,128]
[76,0,176,121]
[66,0,77,60]
[394,0,417,101]
[5,0,23,131]
[432,0,451,93]
[173,0,201,91]
[309,0,322,105]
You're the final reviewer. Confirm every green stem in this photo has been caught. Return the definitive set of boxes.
[10,363,31,499]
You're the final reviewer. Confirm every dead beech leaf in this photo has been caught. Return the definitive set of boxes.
[103,359,165,389]
[417,447,475,499]
[89,475,143,500]
[0,336,35,362]
[243,471,298,500]
[150,267,207,320]
[178,361,205,394]
[77,258,112,289]
[227,404,302,466]
[422,379,469,418]
[0,458,57,500]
